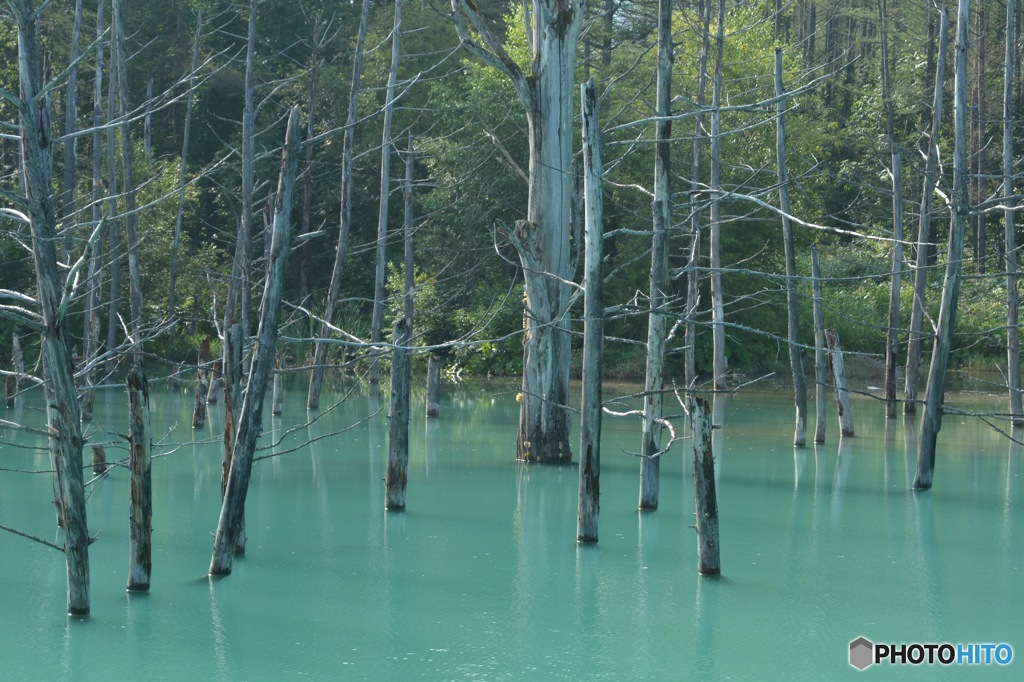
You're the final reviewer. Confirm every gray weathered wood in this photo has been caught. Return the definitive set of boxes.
[210,106,302,575]
[272,352,284,417]
[578,79,603,543]
[370,0,402,385]
[811,246,827,444]
[905,7,949,414]
[386,318,412,510]
[914,0,970,490]
[12,0,91,613]
[691,396,720,575]
[308,0,370,410]
[426,355,441,417]
[639,0,672,510]
[126,364,152,591]
[775,48,807,447]
[192,339,209,429]
[59,0,83,269]
[826,329,855,437]
[709,0,728,390]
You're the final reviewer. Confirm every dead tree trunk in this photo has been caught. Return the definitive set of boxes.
[272,353,284,416]
[369,0,402,385]
[11,0,91,613]
[193,339,209,429]
[685,0,712,387]
[452,0,584,464]
[386,318,412,510]
[826,329,855,437]
[113,0,153,591]
[811,247,827,443]
[59,0,83,268]
[905,7,950,414]
[307,0,370,410]
[691,395,720,575]
[298,13,322,304]
[709,0,728,389]
[880,0,904,420]
[914,0,971,490]
[210,106,302,576]
[104,35,122,379]
[639,0,672,510]
[168,10,203,322]
[1003,0,1023,427]
[775,48,807,447]
[426,354,441,417]
[578,79,603,543]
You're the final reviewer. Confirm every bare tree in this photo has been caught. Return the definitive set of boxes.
[1002,0,1023,427]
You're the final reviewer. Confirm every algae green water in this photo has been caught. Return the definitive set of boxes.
[1,380,1021,679]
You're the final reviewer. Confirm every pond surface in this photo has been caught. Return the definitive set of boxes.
[1,377,1022,679]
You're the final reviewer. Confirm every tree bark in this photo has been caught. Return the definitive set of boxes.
[59,0,83,269]
[710,0,728,390]
[272,353,284,417]
[308,0,370,410]
[691,395,720,575]
[210,106,302,576]
[386,318,412,510]
[104,31,122,379]
[1004,0,1023,427]
[578,79,603,543]
[775,48,807,447]
[905,7,949,414]
[914,0,971,490]
[426,354,441,417]
[370,0,402,385]
[452,0,584,464]
[639,0,672,510]
[13,0,91,614]
[826,329,855,437]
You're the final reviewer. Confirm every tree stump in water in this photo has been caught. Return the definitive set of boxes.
[691,395,720,575]
[425,354,441,418]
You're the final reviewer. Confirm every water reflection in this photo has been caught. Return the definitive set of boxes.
[830,437,852,524]
[693,574,720,679]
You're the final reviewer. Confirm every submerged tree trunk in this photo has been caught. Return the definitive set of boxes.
[811,249,828,444]
[210,106,301,576]
[915,0,970,490]
[386,319,412,510]
[775,48,807,447]
[578,80,603,543]
[272,353,284,417]
[452,0,584,464]
[709,0,728,390]
[691,395,720,575]
[308,0,370,410]
[905,7,950,414]
[826,329,855,437]
[369,0,402,385]
[13,0,91,613]
[639,0,672,510]
[1003,0,1023,427]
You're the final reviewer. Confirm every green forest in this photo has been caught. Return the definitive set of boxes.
[4,0,1024,613]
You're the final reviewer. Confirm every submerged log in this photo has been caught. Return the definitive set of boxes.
[691,395,720,575]
[826,329,855,437]
[425,355,441,417]
[386,318,412,510]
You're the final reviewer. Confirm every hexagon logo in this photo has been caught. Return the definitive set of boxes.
[850,637,874,670]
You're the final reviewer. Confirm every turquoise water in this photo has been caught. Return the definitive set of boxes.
[1,378,1022,679]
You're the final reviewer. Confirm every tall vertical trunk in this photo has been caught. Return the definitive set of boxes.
[14,0,91,614]
[775,48,807,447]
[578,79,603,543]
[639,0,672,510]
[879,0,904,419]
[826,328,855,437]
[113,0,152,591]
[143,76,153,158]
[307,0,369,409]
[403,133,415,325]
[451,1,584,463]
[59,0,83,268]
[298,13,321,305]
[971,5,988,272]
[385,318,412,510]
[1004,0,1023,427]
[710,0,728,390]
[691,395,720,575]
[914,0,971,490]
[686,0,712,387]
[905,7,950,413]
[370,0,402,385]
[104,32,121,379]
[210,106,302,576]
[168,10,204,322]
[811,246,827,443]
[81,0,105,423]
